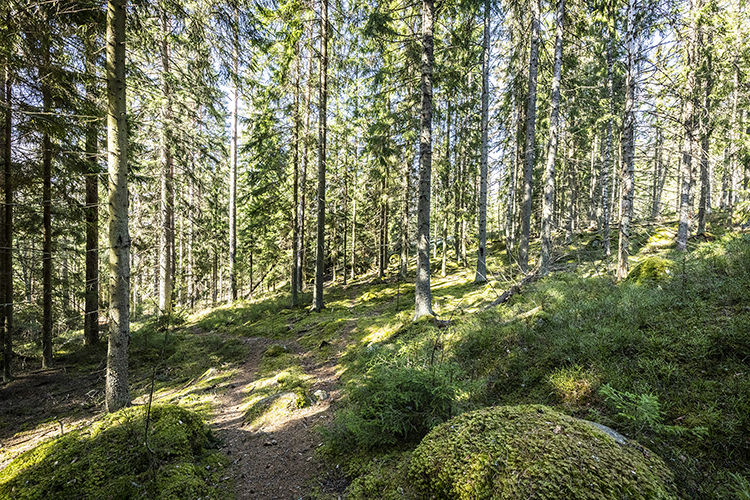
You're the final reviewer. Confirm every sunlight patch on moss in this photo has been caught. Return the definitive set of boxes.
[0,405,231,500]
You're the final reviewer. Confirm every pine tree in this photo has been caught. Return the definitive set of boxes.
[414,0,435,320]
[105,0,131,413]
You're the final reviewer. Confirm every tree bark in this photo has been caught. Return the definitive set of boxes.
[105,0,131,412]
[84,33,99,346]
[400,149,411,278]
[602,14,614,257]
[589,133,599,229]
[0,59,5,377]
[651,126,663,219]
[519,0,541,274]
[414,0,435,320]
[697,30,712,235]
[475,0,491,283]
[292,46,301,306]
[229,22,239,303]
[3,57,13,382]
[616,0,637,281]
[158,9,174,317]
[313,0,328,312]
[540,0,564,277]
[42,27,53,368]
[677,0,700,251]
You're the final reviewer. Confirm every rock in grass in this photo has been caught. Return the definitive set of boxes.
[409,405,678,500]
[627,256,672,284]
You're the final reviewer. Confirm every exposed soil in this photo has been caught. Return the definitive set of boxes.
[211,336,346,500]
[0,326,349,499]
[0,361,104,470]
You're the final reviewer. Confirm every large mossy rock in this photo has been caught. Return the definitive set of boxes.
[409,405,678,500]
[0,404,231,500]
[627,256,672,284]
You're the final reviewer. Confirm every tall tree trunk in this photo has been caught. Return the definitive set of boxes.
[697,30,713,235]
[441,106,451,277]
[540,0,564,277]
[292,46,301,306]
[187,177,195,307]
[726,55,739,225]
[400,151,411,278]
[343,139,349,286]
[519,0,541,274]
[616,0,637,281]
[602,15,614,258]
[589,133,599,229]
[0,59,5,377]
[506,91,518,253]
[351,176,356,280]
[105,0,130,412]
[313,0,328,312]
[3,58,13,382]
[158,10,174,317]
[84,34,99,345]
[677,0,700,251]
[42,28,53,368]
[414,0,435,320]
[229,35,238,303]
[651,126,663,219]
[475,0,490,283]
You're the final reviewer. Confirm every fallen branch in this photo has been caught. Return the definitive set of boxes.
[485,271,540,310]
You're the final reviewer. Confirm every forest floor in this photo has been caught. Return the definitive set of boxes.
[0,334,348,500]
[209,334,347,500]
[3,222,750,500]
[0,288,363,499]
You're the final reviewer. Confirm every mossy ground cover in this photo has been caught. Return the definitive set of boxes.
[315,225,750,500]
[0,405,231,500]
[3,220,749,500]
[409,405,678,500]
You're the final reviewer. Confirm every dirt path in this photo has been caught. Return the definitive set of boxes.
[212,336,347,500]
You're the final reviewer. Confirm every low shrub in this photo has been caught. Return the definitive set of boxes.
[328,359,460,451]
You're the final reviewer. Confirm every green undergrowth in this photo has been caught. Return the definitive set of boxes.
[242,344,311,428]
[317,231,750,500]
[0,404,231,500]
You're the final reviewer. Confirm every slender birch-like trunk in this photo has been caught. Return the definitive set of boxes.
[475,0,491,283]
[519,0,541,273]
[677,0,700,251]
[616,0,638,281]
[540,0,564,277]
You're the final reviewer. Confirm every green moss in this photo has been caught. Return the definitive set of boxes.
[627,256,673,284]
[408,405,678,500]
[346,452,418,500]
[0,404,232,500]
[264,344,290,358]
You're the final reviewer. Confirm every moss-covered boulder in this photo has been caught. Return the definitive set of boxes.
[409,405,678,500]
[627,256,672,284]
[0,404,231,500]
